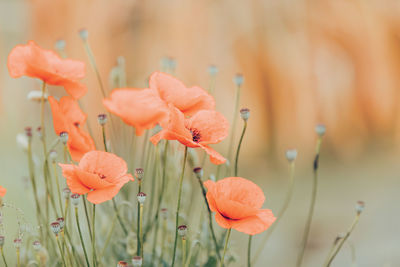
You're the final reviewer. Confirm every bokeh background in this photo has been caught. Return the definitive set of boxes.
[1,0,400,266]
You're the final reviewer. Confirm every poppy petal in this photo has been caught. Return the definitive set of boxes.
[198,144,226,165]
[214,212,232,229]
[48,96,70,135]
[230,209,276,235]
[59,96,87,126]
[74,167,113,190]
[204,180,218,213]
[86,185,122,204]
[59,164,90,194]
[187,110,229,145]
[0,186,7,197]
[68,127,96,162]
[214,197,259,219]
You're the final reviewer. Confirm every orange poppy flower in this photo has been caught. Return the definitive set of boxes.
[0,186,6,197]
[149,72,215,116]
[204,177,276,235]
[150,105,228,165]
[103,88,169,136]
[48,96,95,161]
[59,151,134,204]
[8,41,87,99]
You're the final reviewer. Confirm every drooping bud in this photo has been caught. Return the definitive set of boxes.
[55,39,66,51]
[59,132,69,144]
[132,256,143,267]
[97,114,107,125]
[355,201,365,214]
[135,168,144,181]
[178,225,188,237]
[233,73,244,86]
[13,238,22,249]
[78,28,89,41]
[63,188,71,199]
[161,208,168,220]
[193,167,203,179]
[117,261,128,267]
[208,65,219,76]
[0,236,4,247]
[285,149,298,162]
[137,192,146,204]
[71,194,80,206]
[51,222,61,235]
[49,150,58,162]
[315,124,326,137]
[27,90,48,102]
[240,108,250,121]
[56,218,65,229]
[33,240,41,251]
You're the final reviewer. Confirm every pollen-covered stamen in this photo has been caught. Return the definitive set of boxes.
[190,128,201,143]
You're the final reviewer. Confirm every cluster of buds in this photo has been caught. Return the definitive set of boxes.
[240,108,250,122]
[50,222,61,236]
[315,124,326,137]
[178,225,188,239]
[132,256,143,267]
[71,194,80,206]
[137,192,146,205]
[135,168,144,181]
[97,114,107,126]
[285,149,298,162]
[59,131,69,145]
[193,167,203,179]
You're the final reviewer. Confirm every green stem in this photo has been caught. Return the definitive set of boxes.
[83,196,93,241]
[100,214,117,258]
[182,238,186,267]
[247,235,252,267]
[92,204,97,267]
[53,161,64,215]
[171,146,188,267]
[139,204,144,259]
[112,199,128,235]
[102,125,107,152]
[56,236,66,267]
[75,207,91,267]
[219,228,231,267]
[234,120,247,177]
[160,218,167,265]
[136,181,142,255]
[296,137,322,267]
[1,247,8,267]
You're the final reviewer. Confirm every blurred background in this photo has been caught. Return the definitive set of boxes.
[1,0,400,266]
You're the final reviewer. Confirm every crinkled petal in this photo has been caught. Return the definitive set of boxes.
[204,180,218,213]
[48,96,70,135]
[214,197,259,219]
[74,167,113,190]
[187,110,229,145]
[68,127,96,162]
[198,144,226,165]
[86,184,122,204]
[214,212,232,229]
[230,209,276,235]
[59,163,90,194]
[59,96,87,126]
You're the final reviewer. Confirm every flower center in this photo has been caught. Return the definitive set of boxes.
[190,128,201,143]
[93,171,106,179]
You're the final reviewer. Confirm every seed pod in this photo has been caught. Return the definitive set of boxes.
[285,149,298,162]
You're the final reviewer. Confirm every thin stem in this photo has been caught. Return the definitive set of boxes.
[219,228,232,267]
[136,181,142,255]
[234,120,247,177]
[100,214,117,258]
[247,235,253,267]
[56,236,67,267]
[324,213,361,267]
[196,177,221,260]
[182,238,187,267]
[82,41,106,98]
[92,204,97,267]
[40,81,47,154]
[112,198,128,235]
[16,248,20,267]
[139,203,144,259]
[101,125,107,152]
[75,207,90,267]
[52,161,64,215]
[83,196,93,241]
[1,247,8,267]
[296,137,323,267]
[171,146,188,267]
[160,218,167,265]
[252,161,296,264]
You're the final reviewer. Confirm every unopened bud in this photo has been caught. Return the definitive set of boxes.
[25,127,32,138]
[208,65,219,75]
[234,73,244,86]
[240,108,250,121]
[135,168,144,180]
[51,222,61,235]
[55,39,66,51]
[78,28,89,40]
[285,149,298,162]
[132,256,143,267]
[315,124,326,137]
[161,208,168,220]
[27,90,48,102]
[49,150,58,161]
[0,236,4,247]
[60,132,69,144]
[56,218,65,229]
[13,238,22,249]
[63,188,71,199]
[137,192,146,204]
[97,114,107,125]
[178,225,188,237]
[33,240,41,251]
[117,261,128,267]
[355,201,365,214]
[71,194,80,206]
[193,167,203,179]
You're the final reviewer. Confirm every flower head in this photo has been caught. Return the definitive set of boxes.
[49,96,95,161]
[150,106,228,165]
[8,41,87,99]
[59,151,134,204]
[204,177,276,235]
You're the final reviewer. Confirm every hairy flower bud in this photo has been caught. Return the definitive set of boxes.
[13,238,22,249]
[193,167,203,179]
[117,261,128,267]
[59,132,69,144]
[78,28,88,40]
[49,150,58,162]
[137,192,146,204]
[355,201,365,214]
[33,240,41,251]
[63,188,71,199]
[97,114,107,125]
[132,256,143,267]
[208,65,219,75]
[178,225,188,237]
[240,108,250,121]
[55,39,66,51]
[234,73,244,86]
[161,208,168,220]
[56,218,65,229]
[135,168,144,181]
[51,222,61,235]
[71,194,80,206]
[315,124,326,137]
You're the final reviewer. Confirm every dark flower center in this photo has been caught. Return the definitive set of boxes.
[93,171,106,179]
[190,128,201,143]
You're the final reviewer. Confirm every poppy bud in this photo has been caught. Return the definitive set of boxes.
[315,124,326,137]
[0,236,4,247]
[240,108,250,121]
[63,188,71,199]
[137,192,146,204]
[285,149,298,162]
[56,217,65,229]
[59,132,69,144]
[36,127,43,139]
[16,133,29,151]
[117,261,128,267]
[33,240,41,251]
[355,201,365,214]
[178,225,188,237]
[193,167,203,179]
[78,28,89,40]
[233,73,244,86]
[27,90,48,102]
[49,150,58,162]
[13,238,22,249]
[51,222,61,235]
[55,39,66,51]
[208,65,219,75]
[97,114,107,125]
[168,57,177,71]
[25,127,32,138]
[71,194,80,206]
[132,256,143,267]
[135,168,144,181]
[161,208,168,220]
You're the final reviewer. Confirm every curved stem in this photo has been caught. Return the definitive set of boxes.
[171,146,188,267]
[296,137,322,267]
[52,161,64,215]
[100,214,117,258]
[234,120,247,177]
[247,235,253,267]
[112,199,128,235]
[75,207,90,267]
[219,228,232,267]
[1,247,8,267]
[252,161,296,264]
